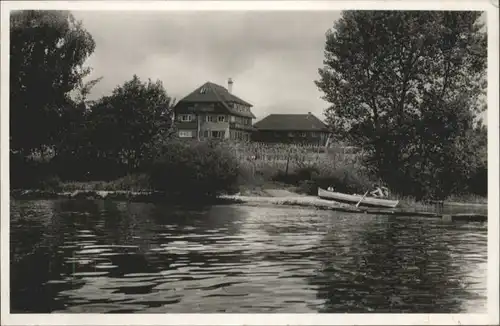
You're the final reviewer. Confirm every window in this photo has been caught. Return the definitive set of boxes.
[211,131,225,138]
[179,130,193,138]
[301,132,307,137]
[203,130,209,138]
[180,114,193,122]
[200,87,207,94]
[218,115,226,122]
[206,115,215,122]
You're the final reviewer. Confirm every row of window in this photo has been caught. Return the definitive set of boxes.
[232,103,250,113]
[178,114,225,122]
[231,131,250,141]
[232,116,252,125]
[178,130,226,139]
[204,130,225,138]
[178,114,251,125]
[179,130,194,138]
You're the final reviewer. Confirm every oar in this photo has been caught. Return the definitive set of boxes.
[355,190,370,208]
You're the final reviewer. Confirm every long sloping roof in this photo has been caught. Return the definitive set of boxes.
[177,81,255,118]
[253,113,329,131]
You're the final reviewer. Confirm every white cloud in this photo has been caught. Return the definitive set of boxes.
[72,10,488,124]
[72,10,340,121]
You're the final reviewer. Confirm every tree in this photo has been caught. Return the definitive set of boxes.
[76,75,175,178]
[10,10,96,156]
[315,11,487,199]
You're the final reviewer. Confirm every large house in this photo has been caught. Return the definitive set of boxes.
[174,79,256,141]
[252,112,330,145]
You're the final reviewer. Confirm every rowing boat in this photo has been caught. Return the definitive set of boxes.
[317,187,399,208]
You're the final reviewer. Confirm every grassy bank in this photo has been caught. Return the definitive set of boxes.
[58,174,153,192]
[12,140,486,208]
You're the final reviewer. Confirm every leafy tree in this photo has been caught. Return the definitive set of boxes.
[10,10,96,157]
[316,11,487,199]
[57,75,175,180]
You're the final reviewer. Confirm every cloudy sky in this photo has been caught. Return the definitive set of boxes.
[72,11,341,121]
[72,10,488,123]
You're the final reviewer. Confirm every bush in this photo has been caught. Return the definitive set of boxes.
[312,164,372,194]
[35,175,62,192]
[269,160,372,195]
[297,179,317,195]
[148,140,240,199]
[52,151,129,182]
[10,153,62,190]
[107,173,151,191]
[468,164,487,197]
[272,166,319,185]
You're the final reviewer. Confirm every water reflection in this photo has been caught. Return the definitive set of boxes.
[311,216,486,312]
[10,199,487,313]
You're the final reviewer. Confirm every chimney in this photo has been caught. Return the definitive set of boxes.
[228,78,233,93]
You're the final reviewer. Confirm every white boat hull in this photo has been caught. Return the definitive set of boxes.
[317,188,399,208]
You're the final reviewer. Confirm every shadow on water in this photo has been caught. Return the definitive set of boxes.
[10,199,487,313]
[310,215,487,313]
[10,199,250,313]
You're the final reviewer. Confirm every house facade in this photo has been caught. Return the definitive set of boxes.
[252,112,330,145]
[174,79,256,141]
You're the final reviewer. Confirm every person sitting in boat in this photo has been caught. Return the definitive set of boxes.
[327,186,335,192]
[370,184,389,198]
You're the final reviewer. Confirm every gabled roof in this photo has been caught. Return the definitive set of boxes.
[176,81,255,118]
[254,113,329,131]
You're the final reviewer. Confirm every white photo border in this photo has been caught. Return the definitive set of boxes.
[1,1,498,325]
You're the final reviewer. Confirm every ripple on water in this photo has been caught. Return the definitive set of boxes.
[72,271,110,278]
[95,264,118,270]
[10,201,488,314]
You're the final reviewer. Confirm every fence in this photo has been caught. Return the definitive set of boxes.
[224,141,364,173]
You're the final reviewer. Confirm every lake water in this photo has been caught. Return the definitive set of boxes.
[10,199,487,313]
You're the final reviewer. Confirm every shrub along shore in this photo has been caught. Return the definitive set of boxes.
[11,140,487,211]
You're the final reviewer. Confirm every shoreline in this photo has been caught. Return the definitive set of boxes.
[10,188,487,222]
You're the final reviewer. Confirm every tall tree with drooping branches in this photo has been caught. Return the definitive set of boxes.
[10,10,96,156]
[316,11,487,199]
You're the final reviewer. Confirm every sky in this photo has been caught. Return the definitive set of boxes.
[72,11,342,122]
[72,10,488,124]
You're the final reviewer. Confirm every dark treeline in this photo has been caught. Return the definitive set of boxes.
[10,10,487,201]
[10,10,238,200]
[315,11,488,200]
